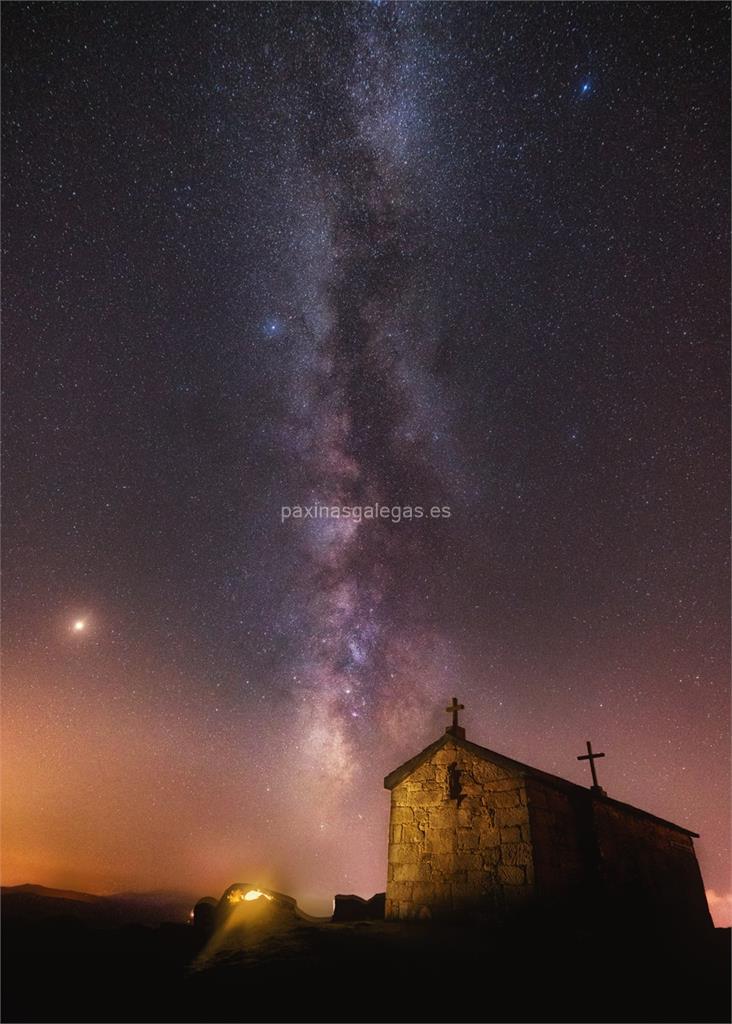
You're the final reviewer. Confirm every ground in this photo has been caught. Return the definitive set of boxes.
[2,887,729,1023]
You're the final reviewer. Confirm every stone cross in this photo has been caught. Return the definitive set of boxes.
[577,740,606,793]
[445,697,465,739]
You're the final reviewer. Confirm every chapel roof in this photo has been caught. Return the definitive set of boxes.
[383,732,699,837]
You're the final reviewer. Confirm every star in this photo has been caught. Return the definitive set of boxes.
[1,0,727,927]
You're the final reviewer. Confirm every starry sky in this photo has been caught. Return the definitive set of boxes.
[2,2,730,921]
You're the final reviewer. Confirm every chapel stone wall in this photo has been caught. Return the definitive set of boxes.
[385,739,535,920]
[591,799,713,934]
[524,777,592,900]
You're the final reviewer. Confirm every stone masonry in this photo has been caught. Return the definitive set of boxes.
[384,727,713,931]
[385,737,533,920]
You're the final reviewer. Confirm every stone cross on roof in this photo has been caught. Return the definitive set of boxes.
[445,697,465,739]
[577,739,606,794]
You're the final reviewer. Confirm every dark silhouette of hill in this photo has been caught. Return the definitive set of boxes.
[2,884,729,1023]
[5,883,104,902]
[1,884,196,927]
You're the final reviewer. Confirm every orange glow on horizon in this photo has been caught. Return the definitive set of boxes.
[1,653,729,926]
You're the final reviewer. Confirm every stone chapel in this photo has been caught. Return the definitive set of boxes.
[383,699,712,932]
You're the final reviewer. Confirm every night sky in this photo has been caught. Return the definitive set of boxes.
[2,2,729,920]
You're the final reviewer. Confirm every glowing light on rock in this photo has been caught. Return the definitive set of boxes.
[226,886,273,904]
[244,889,272,901]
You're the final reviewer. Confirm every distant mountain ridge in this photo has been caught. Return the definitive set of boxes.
[3,883,105,902]
[2,883,197,925]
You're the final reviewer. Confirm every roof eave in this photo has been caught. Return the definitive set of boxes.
[383,735,450,789]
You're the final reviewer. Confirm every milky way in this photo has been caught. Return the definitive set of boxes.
[2,3,729,918]
[271,10,464,781]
